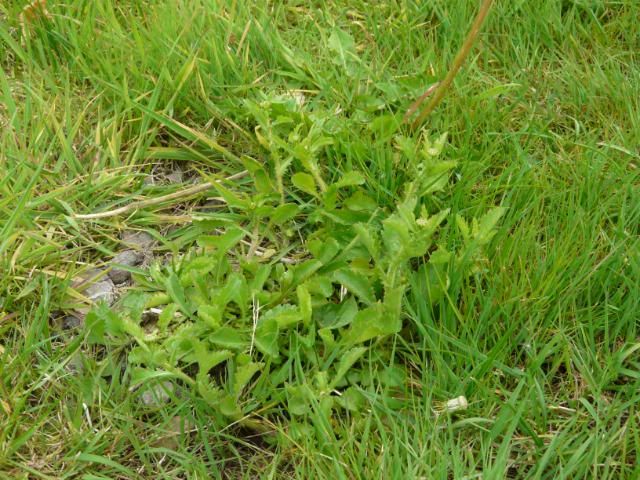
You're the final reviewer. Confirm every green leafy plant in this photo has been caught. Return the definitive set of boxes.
[84,105,503,434]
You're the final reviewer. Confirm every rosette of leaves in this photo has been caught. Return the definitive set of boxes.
[84,126,503,433]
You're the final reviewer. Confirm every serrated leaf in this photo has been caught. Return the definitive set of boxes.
[297,285,312,324]
[327,28,360,76]
[354,223,380,261]
[197,227,245,252]
[263,304,303,329]
[249,264,272,293]
[478,207,506,240]
[241,156,275,194]
[337,386,366,412]
[158,303,179,331]
[219,393,241,418]
[233,362,262,398]
[255,317,279,359]
[305,275,334,297]
[210,181,250,209]
[292,172,317,196]
[345,191,377,212]
[343,304,397,344]
[165,273,193,316]
[383,284,404,332]
[208,327,246,350]
[331,346,367,389]
[369,114,401,141]
[286,384,311,416]
[333,269,376,305]
[194,341,233,382]
[318,328,336,350]
[308,238,340,264]
[382,216,411,257]
[291,259,323,285]
[198,304,222,329]
[456,214,470,241]
[270,203,300,225]
[334,171,366,189]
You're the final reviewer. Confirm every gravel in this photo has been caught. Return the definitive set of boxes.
[121,231,155,250]
[108,249,145,284]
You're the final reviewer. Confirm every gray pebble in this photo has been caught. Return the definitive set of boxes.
[121,231,155,250]
[65,353,85,375]
[166,169,183,184]
[141,381,175,406]
[108,250,144,284]
[76,269,116,305]
[62,314,83,330]
[143,175,156,186]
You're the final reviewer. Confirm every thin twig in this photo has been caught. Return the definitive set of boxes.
[407,0,494,128]
[73,170,248,220]
[403,82,440,124]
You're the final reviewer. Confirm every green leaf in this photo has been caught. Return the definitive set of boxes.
[308,238,340,264]
[249,264,272,293]
[369,113,401,141]
[477,207,506,241]
[263,304,303,329]
[165,273,193,316]
[210,181,250,209]
[305,275,334,297]
[255,317,280,359]
[333,269,376,305]
[241,156,274,194]
[381,216,411,259]
[297,285,312,325]
[291,259,323,285]
[345,191,377,212]
[337,386,365,412]
[317,297,359,330]
[292,172,317,196]
[331,346,368,388]
[270,203,300,225]
[343,304,397,344]
[382,284,405,333]
[334,171,366,189]
[197,227,245,252]
[193,340,233,382]
[233,362,263,398]
[208,327,246,350]
[327,28,360,76]
[354,223,380,261]
[158,303,179,331]
[198,304,222,329]
[286,384,311,416]
[456,214,471,242]
[318,328,337,350]
[219,393,241,418]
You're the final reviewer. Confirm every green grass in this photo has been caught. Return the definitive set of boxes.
[1,0,639,478]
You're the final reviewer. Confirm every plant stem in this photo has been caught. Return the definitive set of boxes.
[409,0,494,128]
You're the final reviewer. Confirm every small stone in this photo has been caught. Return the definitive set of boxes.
[108,250,144,284]
[76,269,116,305]
[166,169,183,184]
[143,175,156,186]
[85,278,116,305]
[121,231,155,250]
[62,314,83,330]
[141,381,175,406]
[65,353,85,375]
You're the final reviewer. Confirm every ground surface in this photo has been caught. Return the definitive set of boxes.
[1,1,639,479]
